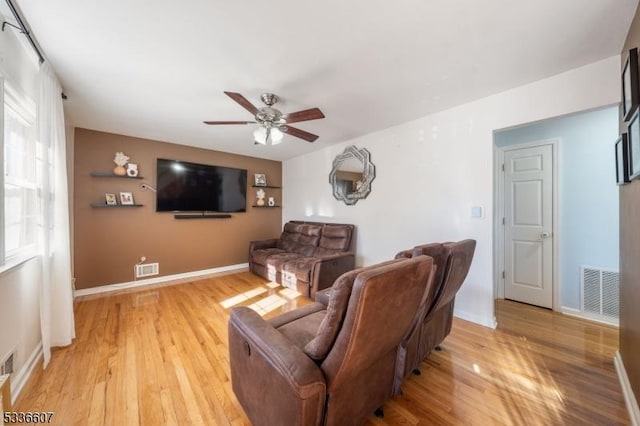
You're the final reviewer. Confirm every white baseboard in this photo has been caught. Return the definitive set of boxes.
[74,263,249,297]
[11,343,42,405]
[454,309,498,329]
[560,306,581,315]
[560,306,619,327]
[615,351,640,426]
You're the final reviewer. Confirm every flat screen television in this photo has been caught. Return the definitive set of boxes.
[156,158,247,212]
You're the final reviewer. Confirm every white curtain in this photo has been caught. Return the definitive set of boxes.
[37,62,75,367]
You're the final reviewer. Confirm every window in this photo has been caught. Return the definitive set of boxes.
[1,80,37,265]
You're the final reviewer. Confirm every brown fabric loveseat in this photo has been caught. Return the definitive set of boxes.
[249,221,355,297]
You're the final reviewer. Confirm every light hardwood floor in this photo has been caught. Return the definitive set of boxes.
[15,272,628,425]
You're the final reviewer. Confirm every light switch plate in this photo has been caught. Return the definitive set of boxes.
[471,206,484,218]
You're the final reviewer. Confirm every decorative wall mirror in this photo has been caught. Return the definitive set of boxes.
[329,145,375,205]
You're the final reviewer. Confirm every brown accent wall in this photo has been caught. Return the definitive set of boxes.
[620,5,640,407]
[73,128,282,289]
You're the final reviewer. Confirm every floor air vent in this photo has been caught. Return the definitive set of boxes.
[581,266,619,323]
[135,262,159,278]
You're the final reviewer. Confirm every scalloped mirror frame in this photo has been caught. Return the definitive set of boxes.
[329,145,376,205]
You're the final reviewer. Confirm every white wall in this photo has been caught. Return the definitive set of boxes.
[0,11,42,401]
[283,56,620,328]
[494,106,619,311]
[0,260,42,396]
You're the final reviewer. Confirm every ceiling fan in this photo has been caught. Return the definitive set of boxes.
[204,91,325,145]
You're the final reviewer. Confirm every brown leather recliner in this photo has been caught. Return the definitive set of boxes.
[228,256,437,426]
[392,239,476,394]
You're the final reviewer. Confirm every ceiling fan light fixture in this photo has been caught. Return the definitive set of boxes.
[270,127,283,145]
[253,125,283,145]
[253,127,267,145]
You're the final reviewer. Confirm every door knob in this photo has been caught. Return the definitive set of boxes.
[540,231,551,238]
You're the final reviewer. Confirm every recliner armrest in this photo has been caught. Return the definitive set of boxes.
[268,302,327,328]
[249,238,280,252]
[229,307,326,426]
[314,288,331,306]
[309,252,356,298]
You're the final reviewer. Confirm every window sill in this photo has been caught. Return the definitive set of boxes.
[0,253,39,276]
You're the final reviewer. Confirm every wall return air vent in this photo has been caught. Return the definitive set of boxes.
[581,266,619,325]
[135,263,159,278]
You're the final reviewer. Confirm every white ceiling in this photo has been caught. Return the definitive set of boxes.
[13,0,638,161]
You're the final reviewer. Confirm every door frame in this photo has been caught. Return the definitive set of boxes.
[493,138,560,311]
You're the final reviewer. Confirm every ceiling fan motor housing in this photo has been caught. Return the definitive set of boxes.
[256,94,285,127]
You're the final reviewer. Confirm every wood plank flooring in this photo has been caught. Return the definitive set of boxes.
[14,272,628,425]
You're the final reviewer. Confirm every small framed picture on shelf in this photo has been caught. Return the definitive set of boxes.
[105,193,117,205]
[616,133,630,185]
[119,191,134,205]
[254,173,266,186]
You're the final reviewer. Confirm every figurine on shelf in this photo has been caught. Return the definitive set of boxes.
[126,163,139,177]
[268,196,275,207]
[256,188,266,206]
[113,152,129,176]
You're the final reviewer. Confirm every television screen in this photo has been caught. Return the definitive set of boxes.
[156,158,247,212]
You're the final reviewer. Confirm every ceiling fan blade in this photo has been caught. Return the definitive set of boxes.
[282,108,325,124]
[282,125,319,142]
[224,91,259,115]
[203,120,255,125]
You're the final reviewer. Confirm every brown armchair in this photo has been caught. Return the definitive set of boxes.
[228,256,436,426]
[392,239,476,394]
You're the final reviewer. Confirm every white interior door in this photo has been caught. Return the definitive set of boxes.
[504,144,553,309]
